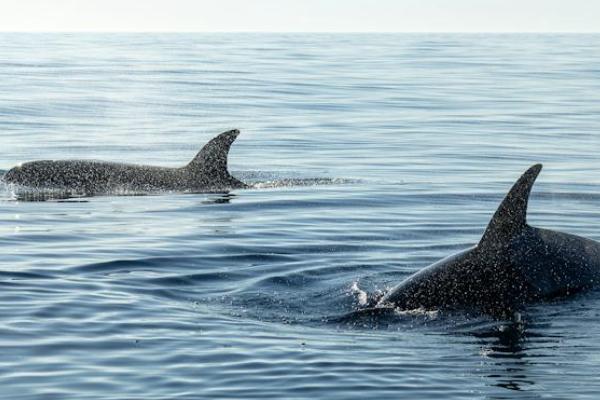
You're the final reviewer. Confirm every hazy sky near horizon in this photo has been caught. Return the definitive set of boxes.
[1,0,599,32]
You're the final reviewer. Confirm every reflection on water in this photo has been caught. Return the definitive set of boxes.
[201,193,235,204]
[4,186,236,203]
[475,320,538,392]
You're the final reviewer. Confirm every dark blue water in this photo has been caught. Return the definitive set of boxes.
[1,33,600,399]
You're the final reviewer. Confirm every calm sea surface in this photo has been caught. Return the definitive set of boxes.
[1,33,600,399]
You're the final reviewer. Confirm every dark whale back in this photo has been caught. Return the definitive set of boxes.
[3,129,246,194]
[511,226,600,299]
[379,164,600,314]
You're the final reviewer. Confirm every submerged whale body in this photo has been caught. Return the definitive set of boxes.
[3,129,247,195]
[378,164,600,315]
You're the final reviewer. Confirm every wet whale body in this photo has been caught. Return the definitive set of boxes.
[3,129,247,195]
[378,164,600,315]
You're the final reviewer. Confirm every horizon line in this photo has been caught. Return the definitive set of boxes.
[1,30,599,34]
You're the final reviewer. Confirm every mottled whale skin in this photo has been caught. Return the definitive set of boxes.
[378,164,600,315]
[3,129,247,194]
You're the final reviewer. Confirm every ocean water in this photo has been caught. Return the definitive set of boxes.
[1,33,600,399]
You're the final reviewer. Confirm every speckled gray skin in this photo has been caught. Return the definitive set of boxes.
[3,129,247,194]
[378,164,600,315]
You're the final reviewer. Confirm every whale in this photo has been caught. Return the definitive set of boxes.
[2,129,247,195]
[377,164,600,315]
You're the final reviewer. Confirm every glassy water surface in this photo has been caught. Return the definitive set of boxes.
[1,33,600,399]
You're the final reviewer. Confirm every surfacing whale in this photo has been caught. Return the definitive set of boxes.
[377,164,600,315]
[3,129,247,195]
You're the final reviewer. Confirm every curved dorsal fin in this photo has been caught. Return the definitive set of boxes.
[479,164,542,248]
[186,129,240,178]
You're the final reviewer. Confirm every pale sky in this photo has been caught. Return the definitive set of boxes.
[1,0,599,32]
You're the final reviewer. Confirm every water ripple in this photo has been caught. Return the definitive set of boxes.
[1,33,600,399]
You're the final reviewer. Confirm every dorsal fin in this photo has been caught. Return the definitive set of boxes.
[479,164,542,248]
[186,129,240,178]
